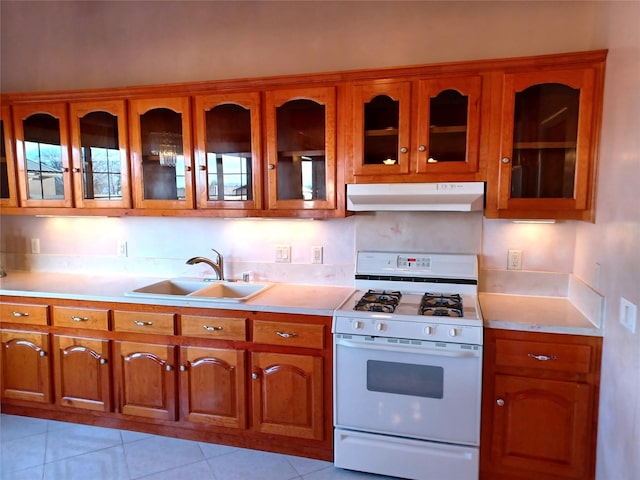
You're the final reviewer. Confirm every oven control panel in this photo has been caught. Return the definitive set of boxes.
[397,256,432,269]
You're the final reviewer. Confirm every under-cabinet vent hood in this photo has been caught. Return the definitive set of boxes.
[346,182,485,212]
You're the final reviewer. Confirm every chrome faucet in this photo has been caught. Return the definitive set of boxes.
[186,248,224,281]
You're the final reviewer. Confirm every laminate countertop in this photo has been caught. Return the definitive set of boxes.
[0,271,355,317]
[479,292,603,337]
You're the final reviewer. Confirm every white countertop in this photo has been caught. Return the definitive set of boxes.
[479,292,602,337]
[0,271,355,317]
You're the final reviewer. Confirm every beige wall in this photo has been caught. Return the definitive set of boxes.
[2,2,639,480]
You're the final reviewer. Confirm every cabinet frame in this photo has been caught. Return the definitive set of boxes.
[1,105,18,207]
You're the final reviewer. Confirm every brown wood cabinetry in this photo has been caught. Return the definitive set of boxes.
[1,105,18,207]
[350,74,484,182]
[480,328,601,480]
[485,52,606,221]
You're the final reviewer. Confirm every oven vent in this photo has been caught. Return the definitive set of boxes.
[346,182,485,212]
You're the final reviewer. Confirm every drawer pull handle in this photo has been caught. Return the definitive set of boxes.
[12,311,30,317]
[276,331,298,339]
[134,320,153,327]
[203,325,223,332]
[71,316,89,322]
[528,353,557,361]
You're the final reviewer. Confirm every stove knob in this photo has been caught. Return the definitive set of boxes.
[352,320,364,330]
[375,322,386,332]
[449,328,459,337]
[424,325,434,335]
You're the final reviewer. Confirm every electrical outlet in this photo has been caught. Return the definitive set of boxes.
[31,238,40,254]
[275,245,291,263]
[620,297,637,333]
[117,240,128,258]
[312,246,323,264]
[507,249,522,270]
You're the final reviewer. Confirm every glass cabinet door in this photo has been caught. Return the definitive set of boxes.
[498,69,596,212]
[0,106,18,207]
[415,76,481,174]
[129,97,193,209]
[265,87,336,211]
[13,103,72,207]
[353,81,411,176]
[193,93,262,210]
[69,100,131,208]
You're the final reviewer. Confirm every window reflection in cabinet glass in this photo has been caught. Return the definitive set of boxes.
[140,108,185,200]
[79,111,122,201]
[512,83,579,199]
[276,99,326,201]
[0,119,9,199]
[23,114,64,200]
[428,89,468,163]
[364,95,399,165]
[205,104,253,201]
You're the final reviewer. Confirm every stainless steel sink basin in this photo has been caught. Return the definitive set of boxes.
[125,277,272,303]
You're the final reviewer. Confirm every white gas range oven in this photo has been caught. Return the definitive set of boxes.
[332,251,483,480]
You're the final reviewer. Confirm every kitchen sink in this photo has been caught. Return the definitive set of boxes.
[125,277,272,303]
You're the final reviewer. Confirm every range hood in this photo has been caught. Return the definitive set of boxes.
[346,182,485,212]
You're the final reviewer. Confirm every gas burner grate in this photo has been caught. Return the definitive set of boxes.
[354,290,402,313]
[419,293,463,317]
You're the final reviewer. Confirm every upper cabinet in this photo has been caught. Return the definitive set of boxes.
[129,97,194,210]
[0,106,18,207]
[69,100,131,209]
[193,92,263,211]
[13,102,73,208]
[265,86,337,212]
[485,56,606,221]
[351,74,483,182]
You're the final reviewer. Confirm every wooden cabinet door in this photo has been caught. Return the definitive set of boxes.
[488,63,604,220]
[0,105,18,207]
[129,97,194,210]
[264,86,337,211]
[69,100,131,209]
[352,80,412,176]
[53,335,111,412]
[179,346,246,428]
[193,92,263,211]
[113,341,177,421]
[415,76,482,174]
[491,374,592,479]
[0,330,51,403]
[251,351,323,440]
[12,102,73,208]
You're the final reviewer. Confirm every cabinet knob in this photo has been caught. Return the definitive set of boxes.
[501,157,511,164]
[268,164,275,170]
[496,398,505,407]
[199,165,207,171]
[72,167,81,173]
[39,350,47,357]
[180,365,187,372]
[166,365,173,372]
[185,166,192,172]
[418,145,426,152]
[99,358,107,365]
[400,147,408,154]
[252,372,259,380]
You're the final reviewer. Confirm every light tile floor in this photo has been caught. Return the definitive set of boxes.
[0,413,398,480]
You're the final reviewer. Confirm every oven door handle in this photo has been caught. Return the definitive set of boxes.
[335,338,481,358]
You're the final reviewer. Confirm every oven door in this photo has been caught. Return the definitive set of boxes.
[334,334,482,446]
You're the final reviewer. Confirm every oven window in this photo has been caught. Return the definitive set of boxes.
[367,360,444,398]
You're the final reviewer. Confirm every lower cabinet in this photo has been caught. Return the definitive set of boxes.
[113,340,177,421]
[251,351,323,440]
[480,328,601,480]
[0,329,51,404]
[53,335,111,412]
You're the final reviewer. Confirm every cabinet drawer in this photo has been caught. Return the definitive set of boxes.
[53,306,109,330]
[114,311,175,335]
[181,315,246,341]
[0,302,48,326]
[495,338,593,374]
[253,321,324,349]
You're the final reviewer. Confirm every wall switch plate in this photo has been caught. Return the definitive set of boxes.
[31,238,40,254]
[275,245,291,263]
[117,240,128,258]
[312,246,323,264]
[507,249,522,270]
[620,297,637,333]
